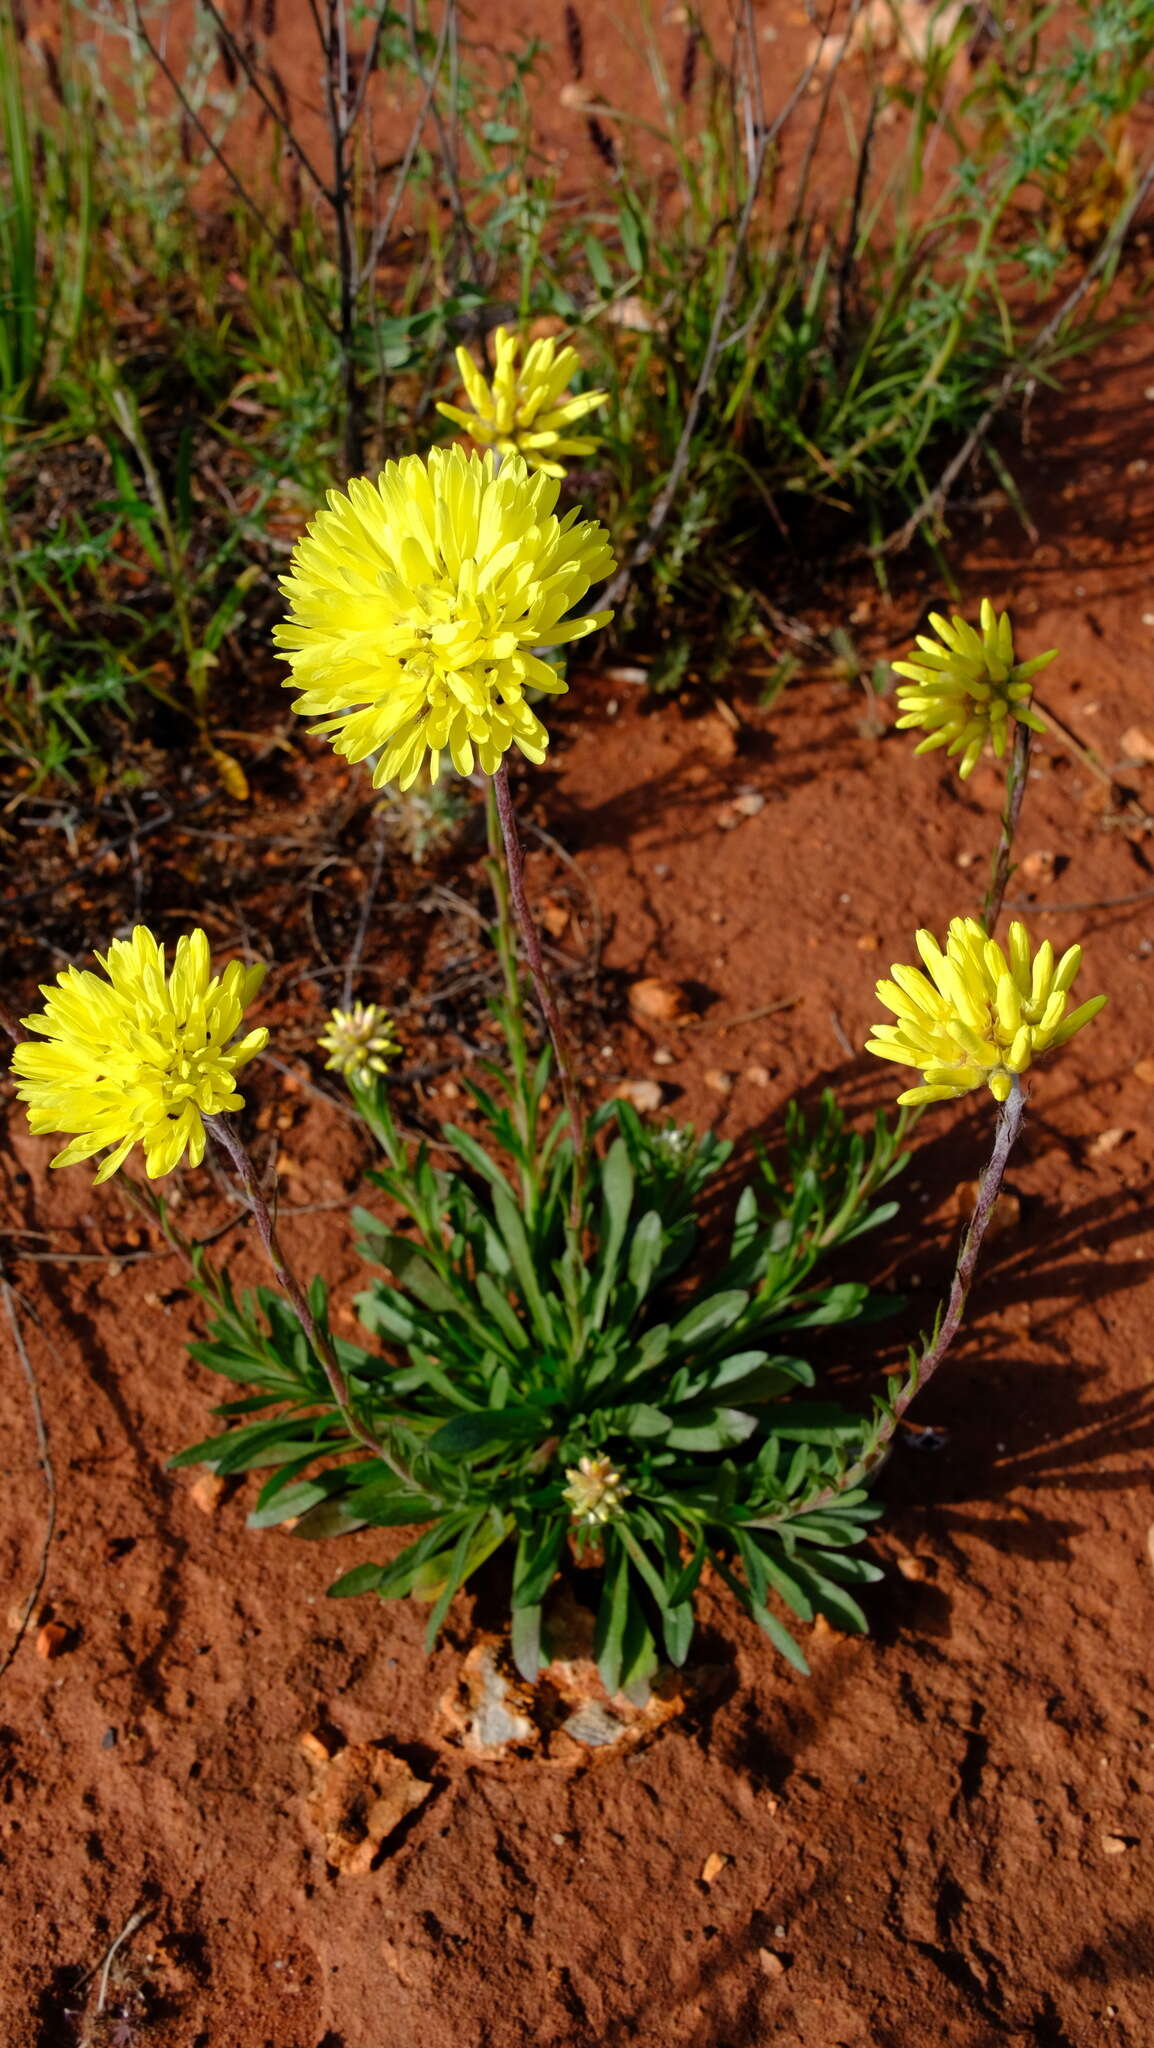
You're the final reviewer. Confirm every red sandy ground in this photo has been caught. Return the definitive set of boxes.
[4,0,1154,2036]
[2,321,1154,2045]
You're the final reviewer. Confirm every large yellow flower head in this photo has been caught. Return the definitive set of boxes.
[436,325,608,478]
[866,917,1106,1106]
[10,928,267,1182]
[275,446,615,790]
[318,1002,399,1089]
[892,600,1054,779]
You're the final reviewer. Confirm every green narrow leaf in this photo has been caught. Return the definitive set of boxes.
[590,1138,635,1328]
[426,1405,547,1458]
[327,1561,389,1599]
[594,1533,631,1696]
[352,1213,461,1315]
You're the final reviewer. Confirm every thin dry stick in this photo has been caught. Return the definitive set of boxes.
[491,765,584,1169]
[341,810,390,1006]
[982,719,1031,933]
[130,5,338,331]
[199,0,333,198]
[879,150,1154,555]
[602,0,838,609]
[404,0,482,286]
[318,0,365,474]
[0,1276,57,1684]
[90,1908,153,2025]
[1004,883,1154,916]
[204,1115,415,1484]
[358,2,454,289]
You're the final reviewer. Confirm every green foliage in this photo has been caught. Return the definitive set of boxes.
[3,0,1150,785]
[0,2,91,422]
[535,0,1154,653]
[178,1059,909,1693]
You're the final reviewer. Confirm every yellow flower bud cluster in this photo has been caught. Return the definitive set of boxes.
[562,1453,630,1526]
[866,917,1106,1106]
[318,1003,400,1089]
[436,325,608,479]
[892,598,1053,780]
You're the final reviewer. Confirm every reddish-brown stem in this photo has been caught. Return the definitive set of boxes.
[206,1114,413,1483]
[491,763,586,1176]
[982,721,1031,935]
[765,1076,1026,1525]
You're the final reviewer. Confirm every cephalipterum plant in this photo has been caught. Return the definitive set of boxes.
[8,382,1106,1693]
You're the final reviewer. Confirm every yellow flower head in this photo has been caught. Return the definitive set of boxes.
[318,1002,399,1088]
[436,325,608,479]
[10,928,267,1182]
[562,1453,630,1527]
[865,917,1106,1106]
[892,599,1054,779]
[275,446,615,790]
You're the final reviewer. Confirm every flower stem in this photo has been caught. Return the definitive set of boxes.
[876,1074,1024,1446]
[491,762,586,1180]
[205,1113,414,1486]
[982,721,1031,934]
[772,1076,1026,1522]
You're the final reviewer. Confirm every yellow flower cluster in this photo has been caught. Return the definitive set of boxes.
[562,1453,630,1526]
[11,928,267,1181]
[436,325,607,479]
[892,600,1053,780]
[318,1003,399,1088]
[275,446,615,789]
[866,917,1105,1105]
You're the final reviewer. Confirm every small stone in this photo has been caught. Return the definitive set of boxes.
[955,851,976,868]
[7,1597,44,1633]
[701,1851,730,1885]
[703,1069,733,1096]
[758,1948,786,1978]
[299,1729,336,1765]
[1146,1524,1154,1571]
[1019,849,1056,885]
[36,1623,71,1661]
[1100,1832,1131,1856]
[605,664,650,685]
[440,1643,538,1757]
[744,1063,771,1087]
[539,898,570,939]
[1132,1060,1154,1087]
[1120,725,1154,765]
[855,933,880,951]
[100,1728,117,1750]
[732,791,764,817]
[628,976,692,1025]
[653,1047,675,1067]
[895,1554,927,1582]
[614,1078,663,1114]
[1089,1127,1128,1158]
[190,1472,227,1516]
[698,712,739,763]
[306,1744,430,1875]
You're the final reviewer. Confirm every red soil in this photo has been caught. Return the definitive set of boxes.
[5,0,1154,2033]
[3,318,1154,2046]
